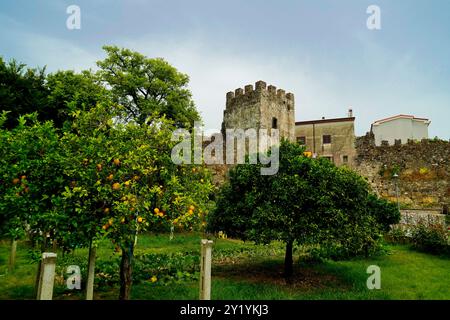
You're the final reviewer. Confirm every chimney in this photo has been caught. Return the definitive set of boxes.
[348,108,353,118]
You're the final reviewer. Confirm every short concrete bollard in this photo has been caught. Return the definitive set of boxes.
[199,239,213,300]
[36,252,57,300]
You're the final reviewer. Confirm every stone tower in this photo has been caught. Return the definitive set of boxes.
[221,80,295,141]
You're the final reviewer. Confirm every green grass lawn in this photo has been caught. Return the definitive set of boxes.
[0,233,449,300]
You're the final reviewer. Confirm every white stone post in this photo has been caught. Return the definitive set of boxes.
[36,252,57,300]
[199,239,213,300]
[86,244,96,300]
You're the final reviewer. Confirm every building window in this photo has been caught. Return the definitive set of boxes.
[343,155,348,163]
[297,136,306,145]
[272,117,278,129]
[323,135,331,144]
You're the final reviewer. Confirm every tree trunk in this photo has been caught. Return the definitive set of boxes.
[119,244,134,300]
[86,241,97,300]
[8,239,17,272]
[284,240,294,283]
[52,239,58,253]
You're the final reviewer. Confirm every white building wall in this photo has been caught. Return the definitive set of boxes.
[373,118,429,146]
[412,120,429,140]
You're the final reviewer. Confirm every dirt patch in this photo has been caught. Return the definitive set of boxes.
[214,261,348,291]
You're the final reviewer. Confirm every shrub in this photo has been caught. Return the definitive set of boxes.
[386,225,409,244]
[301,240,387,264]
[411,221,449,255]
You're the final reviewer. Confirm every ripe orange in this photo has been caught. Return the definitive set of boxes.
[12,178,20,185]
[189,205,195,211]
[137,217,143,223]
[112,182,121,190]
[113,159,120,166]
[124,180,131,187]
[107,174,114,181]
[154,208,160,214]
[104,208,110,214]
[21,175,27,180]
[102,224,108,230]
[133,175,140,181]
[96,164,102,171]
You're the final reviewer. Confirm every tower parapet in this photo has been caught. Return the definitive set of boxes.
[222,80,295,141]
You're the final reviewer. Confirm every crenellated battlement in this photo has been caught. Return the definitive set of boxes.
[226,80,294,109]
[222,80,295,143]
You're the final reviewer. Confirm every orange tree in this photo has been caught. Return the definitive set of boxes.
[208,140,400,282]
[0,112,66,267]
[59,105,213,299]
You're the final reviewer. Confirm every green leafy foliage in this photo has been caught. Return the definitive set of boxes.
[46,70,110,128]
[0,58,49,129]
[0,113,65,242]
[96,45,200,127]
[209,140,401,275]
[411,221,449,255]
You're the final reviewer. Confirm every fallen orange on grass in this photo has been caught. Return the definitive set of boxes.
[112,182,121,190]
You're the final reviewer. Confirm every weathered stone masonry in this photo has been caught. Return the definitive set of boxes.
[355,133,450,210]
[221,81,295,142]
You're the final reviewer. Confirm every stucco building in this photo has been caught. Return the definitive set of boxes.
[371,114,431,146]
[295,110,356,167]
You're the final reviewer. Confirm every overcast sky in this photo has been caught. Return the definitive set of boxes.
[1,0,449,139]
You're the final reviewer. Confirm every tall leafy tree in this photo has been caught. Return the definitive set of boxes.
[0,57,109,129]
[46,70,110,128]
[209,140,400,281]
[96,45,200,127]
[0,58,49,129]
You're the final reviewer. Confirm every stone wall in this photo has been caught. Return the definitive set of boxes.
[355,133,450,209]
[222,81,295,142]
